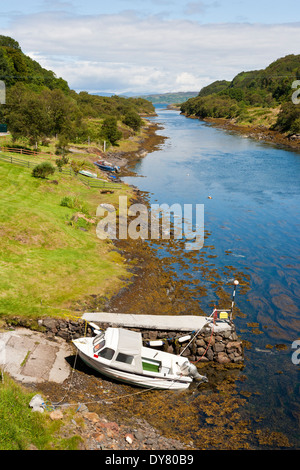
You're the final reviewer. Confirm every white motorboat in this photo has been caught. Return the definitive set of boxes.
[79,170,98,178]
[73,327,207,390]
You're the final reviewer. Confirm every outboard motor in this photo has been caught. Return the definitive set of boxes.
[180,361,208,383]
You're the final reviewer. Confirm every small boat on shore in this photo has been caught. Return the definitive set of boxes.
[94,160,120,173]
[73,327,207,390]
[79,170,98,178]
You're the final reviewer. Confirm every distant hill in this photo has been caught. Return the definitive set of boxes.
[181,55,300,135]
[137,91,198,104]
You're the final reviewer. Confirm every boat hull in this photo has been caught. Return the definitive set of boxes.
[76,348,192,390]
[94,162,120,172]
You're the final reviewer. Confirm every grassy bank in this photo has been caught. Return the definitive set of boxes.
[0,146,134,320]
[0,373,83,450]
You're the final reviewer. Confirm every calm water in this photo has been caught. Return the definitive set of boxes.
[123,105,300,447]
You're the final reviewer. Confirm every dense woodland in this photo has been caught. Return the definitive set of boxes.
[0,35,155,148]
[181,55,300,134]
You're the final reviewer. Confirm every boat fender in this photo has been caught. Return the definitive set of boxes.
[178,335,191,343]
[88,322,102,335]
[148,340,164,347]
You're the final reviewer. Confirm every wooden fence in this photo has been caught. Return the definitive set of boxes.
[0,153,122,189]
[0,146,56,159]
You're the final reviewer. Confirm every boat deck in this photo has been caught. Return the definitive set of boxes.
[82,312,232,333]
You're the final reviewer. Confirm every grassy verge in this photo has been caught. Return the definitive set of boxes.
[0,151,133,319]
[0,373,83,450]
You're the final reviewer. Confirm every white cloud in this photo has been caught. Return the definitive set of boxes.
[3,11,300,93]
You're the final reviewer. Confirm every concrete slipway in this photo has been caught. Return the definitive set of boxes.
[0,328,72,384]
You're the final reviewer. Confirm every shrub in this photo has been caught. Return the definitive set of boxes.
[60,195,89,214]
[31,162,55,179]
[55,155,69,172]
[70,160,84,174]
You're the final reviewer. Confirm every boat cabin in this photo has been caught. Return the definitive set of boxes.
[93,328,145,374]
[92,328,172,376]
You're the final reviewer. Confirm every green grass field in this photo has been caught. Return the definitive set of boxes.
[0,156,131,319]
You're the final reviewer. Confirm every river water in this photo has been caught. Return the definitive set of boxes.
[122,105,300,448]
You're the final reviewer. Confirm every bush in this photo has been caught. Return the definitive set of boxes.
[60,195,89,214]
[70,159,84,174]
[55,155,69,172]
[31,162,55,179]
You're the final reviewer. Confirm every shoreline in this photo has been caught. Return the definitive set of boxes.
[103,120,166,177]
[182,113,300,152]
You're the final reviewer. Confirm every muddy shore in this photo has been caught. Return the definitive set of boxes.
[188,115,300,153]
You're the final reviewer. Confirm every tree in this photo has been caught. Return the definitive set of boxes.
[123,111,142,132]
[5,83,50,144]
[41,88,79,137]
[102,116,122,145]
[55,135,70,157]
[274,102,300,134]
[4,83,82,145]
[0,36,21,50]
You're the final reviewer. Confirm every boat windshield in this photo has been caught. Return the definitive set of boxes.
[93,333,105,353]
[98,348,114,360]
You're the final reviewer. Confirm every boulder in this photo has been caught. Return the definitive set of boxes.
[49,410,64,420]
[217,352,231,364]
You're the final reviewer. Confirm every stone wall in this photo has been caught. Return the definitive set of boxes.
[38,317,244,365]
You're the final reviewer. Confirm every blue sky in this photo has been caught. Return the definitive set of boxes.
[1,1,300,93]
[1,0,299,24]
